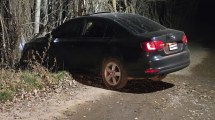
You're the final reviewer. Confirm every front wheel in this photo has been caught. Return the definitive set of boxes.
[20,49,42,70]
[101,58,128,89]
[20,49,57,71]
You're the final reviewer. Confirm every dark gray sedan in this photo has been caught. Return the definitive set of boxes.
[20,13,190,89]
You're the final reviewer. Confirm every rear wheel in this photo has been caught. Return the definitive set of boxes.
[101,58,128,89]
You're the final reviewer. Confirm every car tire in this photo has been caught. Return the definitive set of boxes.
[43,53,58,72]
[21,48,59,71]
[101,58,128,89]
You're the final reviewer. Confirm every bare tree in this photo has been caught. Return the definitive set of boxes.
[42,0,48,27]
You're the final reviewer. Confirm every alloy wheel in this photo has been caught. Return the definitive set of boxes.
[104,62,121,86]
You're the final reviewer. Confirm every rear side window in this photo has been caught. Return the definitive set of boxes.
[52,19,84,38]
[117,14,166,34]
[83,20,106,38]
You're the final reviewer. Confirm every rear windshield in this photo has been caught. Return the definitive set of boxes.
[116,14,166,34]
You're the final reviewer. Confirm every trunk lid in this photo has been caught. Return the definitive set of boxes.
[141,29,186,55]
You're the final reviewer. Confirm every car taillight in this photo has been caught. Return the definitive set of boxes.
[182,34,188,45]
[145,69,159,74]
[141,40,165,52]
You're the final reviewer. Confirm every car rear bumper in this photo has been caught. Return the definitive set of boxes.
[125,48,190,78]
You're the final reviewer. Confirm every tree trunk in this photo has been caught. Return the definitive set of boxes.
[112,0,117,12]
[124,0,128,8]
[58,0,63,25]
[43,0,48,26]
[78,0,84,16]
[43,0,48,35]
[34,0,41,34]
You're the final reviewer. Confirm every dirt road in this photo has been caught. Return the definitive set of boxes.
[1,41,214,120]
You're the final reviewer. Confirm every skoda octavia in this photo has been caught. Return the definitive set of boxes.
[20,13,190,89]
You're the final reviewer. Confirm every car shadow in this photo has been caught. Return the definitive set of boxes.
[120,80,174,94]
[72,74,175,94]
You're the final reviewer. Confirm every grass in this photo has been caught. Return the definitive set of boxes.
[0,65,72,102]
[0,91,13,101]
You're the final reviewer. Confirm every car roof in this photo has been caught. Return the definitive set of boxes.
[86,13,166,34]
[83,12,141,20]
[53,13,165,35]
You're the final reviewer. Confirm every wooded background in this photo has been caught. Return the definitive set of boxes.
[0,0,199,68]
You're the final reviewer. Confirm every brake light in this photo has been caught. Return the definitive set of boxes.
[141,40,165,51]
[182,35,188,45]
[145,69,159,74]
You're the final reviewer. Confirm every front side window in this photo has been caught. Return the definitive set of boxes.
[52,18,84,38]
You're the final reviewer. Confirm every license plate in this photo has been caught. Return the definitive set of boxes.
[168,43,178,51]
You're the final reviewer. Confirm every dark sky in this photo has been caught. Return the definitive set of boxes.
[196,0,214,26]
[193,0,214,42]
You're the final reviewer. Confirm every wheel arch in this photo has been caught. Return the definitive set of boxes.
[103,46,124,62]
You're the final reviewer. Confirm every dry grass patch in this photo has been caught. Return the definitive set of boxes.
[0,65,73,103]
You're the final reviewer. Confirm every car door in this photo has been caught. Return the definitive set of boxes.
[51,18,85,69]
[78,18,110,71]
